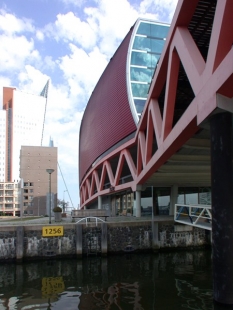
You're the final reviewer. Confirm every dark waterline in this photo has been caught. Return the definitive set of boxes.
[0,250,213,309]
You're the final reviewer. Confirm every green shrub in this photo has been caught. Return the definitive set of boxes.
[53,206,62,212]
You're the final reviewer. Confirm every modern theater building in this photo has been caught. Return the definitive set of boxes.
[79,0,233,305]
[79,15,212,217]
[79,18,178,216]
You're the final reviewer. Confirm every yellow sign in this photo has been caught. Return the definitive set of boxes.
[42,277,65,297]
[42,226,64,237]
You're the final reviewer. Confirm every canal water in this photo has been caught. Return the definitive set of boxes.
[0,250,214,310]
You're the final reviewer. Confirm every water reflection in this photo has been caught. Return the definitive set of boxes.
[0,250,213,309]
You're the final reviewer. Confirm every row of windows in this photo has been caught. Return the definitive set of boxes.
[24,195,34,200]
[0,199,14,202]
[24,202,33,207]
[24,182,34,187]
[0,191,14,195]
[24,189,33,193]
[24,210,33,215]
[0,184,15,189]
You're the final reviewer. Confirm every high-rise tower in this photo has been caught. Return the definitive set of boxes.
[2,85,47,182]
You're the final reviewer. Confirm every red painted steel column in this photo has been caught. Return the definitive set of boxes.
[210,112,233,306]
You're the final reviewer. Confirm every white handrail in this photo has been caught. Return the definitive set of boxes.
[75,216,105,226]
[174,204,212,230]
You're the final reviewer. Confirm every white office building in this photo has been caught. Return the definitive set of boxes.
[0,83,50,216]
[3,86,47,182]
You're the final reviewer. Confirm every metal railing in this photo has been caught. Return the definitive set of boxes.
[174,204,212,230]
[75,216,105,226]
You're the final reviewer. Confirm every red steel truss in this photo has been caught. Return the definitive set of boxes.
[80,0,233,208]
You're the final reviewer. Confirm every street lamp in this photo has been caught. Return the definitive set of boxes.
[63,190,67,212]
[46,169,54,224]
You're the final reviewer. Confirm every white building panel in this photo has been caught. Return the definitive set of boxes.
[11,90,46,181]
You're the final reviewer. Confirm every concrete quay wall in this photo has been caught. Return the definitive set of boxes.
[0,220,210,262]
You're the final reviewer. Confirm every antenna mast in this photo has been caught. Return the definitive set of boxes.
[40,79,50,146]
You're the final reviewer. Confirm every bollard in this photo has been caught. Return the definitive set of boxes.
[16,226,24,262]
[151,221,160,252]
[101,222,107,256]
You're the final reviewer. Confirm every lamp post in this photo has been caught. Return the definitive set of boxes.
[46,169,54,224]
[63,190,67,212]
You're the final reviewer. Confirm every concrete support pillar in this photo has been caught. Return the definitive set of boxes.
[136,190,141,217]
[76,224,82,258]
[170,185,178,216]
[16,226,24,262]
[120,195,123,213]
[210,112,233,305]
[152,187,159,216]
[112,196,117,216]
[98,195,102,210]
[151,222,160,252]
[101,222,107,256]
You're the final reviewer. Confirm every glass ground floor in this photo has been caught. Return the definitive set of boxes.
[96,186,211,217]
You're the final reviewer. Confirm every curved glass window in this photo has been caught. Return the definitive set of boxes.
[133,36,165,54]
[137,23,169,38]
[127,20,169,122]
[131,51,158,68]
[134,99,146,114]
[130,67,152,82]
[131,83,150,98]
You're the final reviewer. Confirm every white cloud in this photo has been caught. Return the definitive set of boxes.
[43,56,56,71]
[0,34,39,72]
[36,30,44,41]
[84,0,139,54]
[17,65,49,94]
[59,44,108,105]
[139,0,178,23]
[60,0,86,7]
[0,9,34,34]
[45,11,97,50]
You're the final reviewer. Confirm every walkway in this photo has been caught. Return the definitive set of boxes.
[0,215,174,226]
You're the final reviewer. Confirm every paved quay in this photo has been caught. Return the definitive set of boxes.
[0,215,174,226]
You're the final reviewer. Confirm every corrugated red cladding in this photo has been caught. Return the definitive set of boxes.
[79,28,137,182]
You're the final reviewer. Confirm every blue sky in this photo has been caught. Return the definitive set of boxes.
[0,0,178,209]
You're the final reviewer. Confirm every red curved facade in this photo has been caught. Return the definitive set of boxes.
[79,27,137,183]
